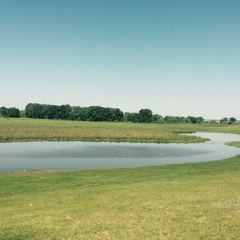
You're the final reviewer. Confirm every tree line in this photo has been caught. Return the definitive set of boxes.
[23,103,206,124]
[0,103,237,124]
[24,103,123,122]
[219,117,237,125]
[0,107,20,118]
[123,110,204,124]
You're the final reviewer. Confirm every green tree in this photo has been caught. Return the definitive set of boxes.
[108,108,123,122]
[187,116,203,124]
[57,105,71,120]
[164,116,187,124]
[0,107,8,117]
[41,104,59,119]
[87,106,105,122]
[164,116,177,124]
[70,106,82,120]
[228,117,236,124]
[0,106,20,118]
[138,109,153,123]
[196,117,204,124]
[8,107,20,118]
[152,114,164,123]
[25,103,44,118]
[124,112,140,123]
[220,117,228,124]
[79,107,89,121]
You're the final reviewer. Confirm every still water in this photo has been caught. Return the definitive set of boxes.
[1,132,240,172]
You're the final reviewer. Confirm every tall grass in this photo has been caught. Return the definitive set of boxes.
[1,117,239,143]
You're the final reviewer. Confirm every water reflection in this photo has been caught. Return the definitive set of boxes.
[1,132,240,172]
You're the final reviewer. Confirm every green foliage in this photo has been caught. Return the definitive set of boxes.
[151,114,164,123]
[42,104,60,119]
[220,117,228,124]
[220,117,237,125]
[0,107,8,117]
[138,108,153,123]
[25,103,44,118]
[25,103,123,122]
[69,106,82,120]
[8,102,238,125]
[84,106,123,122]
[0,106,20,118]
[8,107,21,118]
[163,116,204,124]
[123,112,140,123]
[164,116,187,124]
[187,116,204,124]
[228,117,237,124]
[57,104,71,120]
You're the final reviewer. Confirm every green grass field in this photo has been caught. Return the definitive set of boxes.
[1,118,240,239]
[1,117,240,143]
[1,156,240,239]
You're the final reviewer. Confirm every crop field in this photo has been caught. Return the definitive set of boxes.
[1,117,240,143]
[1,155,240,239]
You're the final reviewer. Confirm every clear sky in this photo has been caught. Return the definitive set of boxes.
[1,0,239,119]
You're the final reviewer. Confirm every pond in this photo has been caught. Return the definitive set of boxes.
[1,132,240,172]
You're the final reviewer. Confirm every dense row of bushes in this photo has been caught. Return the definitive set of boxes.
[0,107,20,118]
[0,103,237,124]
[24,103,206,124]
[25,103,123,122]
[123,111,205,124]
[219,117,237,124]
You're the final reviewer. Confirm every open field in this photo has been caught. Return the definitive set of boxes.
[1,118,240,239]
[1,117,240,143]
[1,155,240,239]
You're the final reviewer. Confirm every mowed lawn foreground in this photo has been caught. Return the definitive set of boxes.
[1,156,240,239]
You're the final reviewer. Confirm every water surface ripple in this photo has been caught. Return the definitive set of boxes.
[1,132,240,172]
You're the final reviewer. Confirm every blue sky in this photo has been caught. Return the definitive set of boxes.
[1,0,239,119]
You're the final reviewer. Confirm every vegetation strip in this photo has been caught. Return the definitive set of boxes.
[1,103,237,124]
[1,118,240,143]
